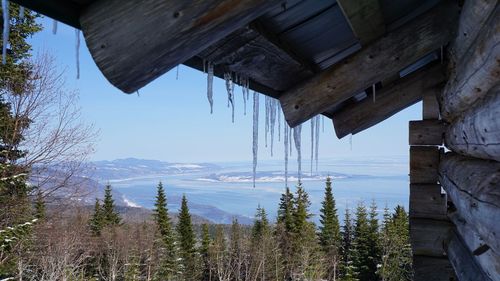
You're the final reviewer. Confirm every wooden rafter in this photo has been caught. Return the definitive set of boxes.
[80,0,282,93]
[330,63,445,139]
[279,0,459,127]
[337,0,385,45]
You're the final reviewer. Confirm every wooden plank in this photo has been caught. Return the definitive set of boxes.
[445,85,500,161]
[446,230,492,281]
[409,120,445,146]
[11,0,82,28]
[439,153,500,255]
[450,212,500,281]
[197,27,314,92]
[80,0,281,93]
[422,91,440,120]
[331,63,445,139]
[413,256,455,281]
[409,184,447,220]
[410,146,440,184]
[440,4,500,121]
[449,0,498,67]
[279,0,459,127]
[410,217,451,257]
[337,0,385,45]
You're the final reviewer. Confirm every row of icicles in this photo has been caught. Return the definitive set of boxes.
[2,2,325,188]
[1,2,80,78]
[204,60,324,187]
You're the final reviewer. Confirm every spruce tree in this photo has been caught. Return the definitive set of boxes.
[277,186,294,231]
[33,189,46,221]
[124,250,141,281]
[176,195,197,280]
[230,218,244,280]
[352,202,371,281]
[89,198,104,236]
[367,200,381,281]
[293,182,311,234]
[341,207,356,280]
[152,182,177,280]
[102,184,121,226]
[199,223,211,281]
[319,177,341,280]
[276,187,295,280]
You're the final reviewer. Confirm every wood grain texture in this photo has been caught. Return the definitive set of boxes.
[337,0,385,45]
[80,0,281,93]
[422,91,440,120]
[450,212,500,281]
[449,0,497,68]
[410,217,451,257]
[331,64,445,139]
[440,4,500,120]
[409,120,445,146]
[445,85,500,161]
[413,256,455,281]
[439,152,500,255]
[279,0,459,127]
[446,230,492,281]
[410,146,440,184]
[409,184,447,220]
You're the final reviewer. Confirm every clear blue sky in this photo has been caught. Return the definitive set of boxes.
[28,18,421,163]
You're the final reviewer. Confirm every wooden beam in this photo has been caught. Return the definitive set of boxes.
[409,184,447,220]
[440,4,500,121]
[410,217,451,257]
[450,212,500,281]
[337,0,385,45]
[11,0,82,28]
[446,230,491,281]
[445,85,500,161]
[410,146,440,184]
[80,0,281,93]
[331,63,445,139]
[439,153,500,255]
[279,0,459,127]
[413,256,455,281]
[422,91,440,120]
[449,0,498,67]
[409,120,445,146]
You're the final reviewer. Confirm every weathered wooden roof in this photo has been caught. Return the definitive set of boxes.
[13,0,454,136]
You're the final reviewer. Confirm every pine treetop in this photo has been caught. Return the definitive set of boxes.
[102,184,121,226]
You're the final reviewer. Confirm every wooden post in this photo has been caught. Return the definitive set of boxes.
[409,88,454,279]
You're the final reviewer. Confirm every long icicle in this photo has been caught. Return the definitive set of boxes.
[75,29,80,79]
[322,115,325,132]
[293,125,302,182]
[310,117,315,176]
[289,120,293,157]
[207,62,214,114]
[315,115,320,173]
[284,118,289,187]
[52,19,57,34]
[277,102,281,142]
[2,0,9,65]
[242,77,247,115]
[252,91,259,187]
[265,96,269,147]
[270,99,276,157]
[224,72,235,123]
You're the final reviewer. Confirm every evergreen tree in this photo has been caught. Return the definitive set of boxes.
[199,223,211,281]
[89,198,103,236]
[33,189,45,221]
[341,207,356,280]
[293,182,311,234]
[102,184,121,226]
[319,177,341,280]
[124,250,141,281]
[277,186,294,230]
[176,195,197,280]
[378,205,413,281]
[230,218,244,280]
[276,187,295,280]
[367,200,381,281]
[352,202,373,281]
[152,182,177,280]
[251,206,274,281]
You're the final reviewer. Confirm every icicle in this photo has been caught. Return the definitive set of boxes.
[315,115,320,173]
[207,62,214,114]
[75,29,80,79]
[252,91,259,188]
[19,6,24,20]
[176,65,179,80]
[310,117,315,176]
[2,0,9,65]
[202,59,206,73]
[270,99,277,157]
[224,72,235,123]
[372,84,376,102]
[322,115,325,133]
[277,102,281,142]
[289,122,293,157]
[52,20,57,34]
[241,76,248,115]
[293,124,302,182]
[284,118,289,187]
[349,134,353,151]
[264,96,269,147]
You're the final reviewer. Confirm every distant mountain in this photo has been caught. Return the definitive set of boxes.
[89,158,220,180]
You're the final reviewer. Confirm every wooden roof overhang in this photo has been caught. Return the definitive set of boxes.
[13,0,460,136]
